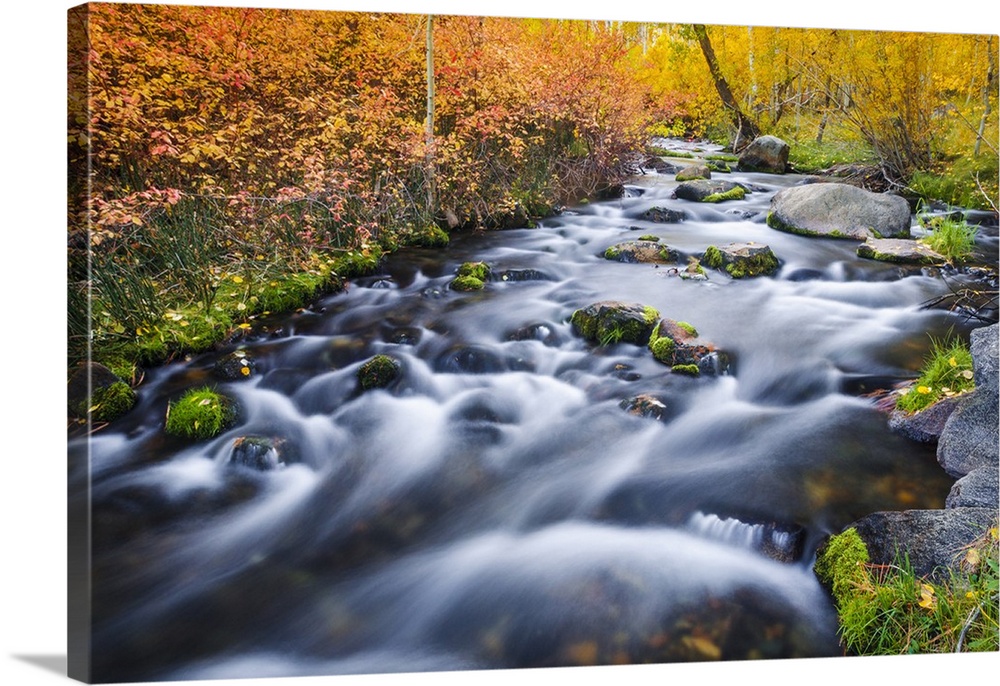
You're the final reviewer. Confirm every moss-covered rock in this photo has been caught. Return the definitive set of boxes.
[640,207,686,223]
[702,186,746,203]
[165,386,235,440]
[67,361,136,422]
[675,164,712,181]
[571,301,659,346]
[88,381,137,423]
[701,242,779,278]
[648,319,724,374]
[857,238,944,264]
[813,527,870,603]
[603,240,678,264]
[450,275,486,291]
[671,364,700,376]
[357,354,401,391]
[675,179,747,203]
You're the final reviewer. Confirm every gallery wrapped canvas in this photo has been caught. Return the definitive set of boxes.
[67,1,998,683]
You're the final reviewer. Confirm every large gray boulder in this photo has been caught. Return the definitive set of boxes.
[946,464,999,509]
[738,135,789,173]
[850,508,998,581]
[887,396,961,443]
[767,183,911,239]
[675,164,711,181]
[674,179,745,203]
[938,323,999,478]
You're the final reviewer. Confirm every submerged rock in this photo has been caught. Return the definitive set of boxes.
[214,349,257,380]
[888,397,961,444]
[640,207,687,223]
[857,238,944,264]
[571,301,659,346]
[620,394,669,420]
[228,436,284,471]
[357,354,401,391]
[647,319,728,376]
[737,135,789,174]
[767,183,911,239]
[702,242,779,278]
[604,240,678,264]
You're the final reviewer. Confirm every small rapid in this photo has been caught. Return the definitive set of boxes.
[70,142,993,681]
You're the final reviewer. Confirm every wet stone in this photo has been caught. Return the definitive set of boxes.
[228,436,284,471]
[213,349,257,380]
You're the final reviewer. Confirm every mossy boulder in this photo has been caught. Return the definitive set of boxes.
[571,301,659,346]
[767,183,911,239]
[603,240,678,264]
[67,361,136,422]
[357,354,401,391]
[737,135,790,174]
[702,186,746,203]
[648,319,723,375]
[702,242,779,278]
[857,238,944,264]
[814,527,870,602]
[165,386,235,440]
[214,349,258,380]
[675,179,747,203]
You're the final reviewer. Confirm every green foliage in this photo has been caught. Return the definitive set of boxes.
[896,336,975,413]
[919,217,979,264]
[787,137,875,173]
[83,381,137,423]
[603,246,621,260]
[403,224,451,248]
[637,235,660,242]
[357,355,401,391]
[165,386,234,440]
[817,526,1000,655]
[598,324,627,347]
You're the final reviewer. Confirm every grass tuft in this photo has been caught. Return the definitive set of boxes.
[895,336,975,413]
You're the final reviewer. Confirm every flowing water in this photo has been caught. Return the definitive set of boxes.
[69,144,996,681]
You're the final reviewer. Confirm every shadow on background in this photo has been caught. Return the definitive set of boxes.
[12,654,67,677]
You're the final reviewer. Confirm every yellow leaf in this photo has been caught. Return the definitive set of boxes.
[917,385,931,394]
[965,548,980,567]
[961,370,974,379]
[918,583,937,610]
[232,275,244,284]
[237,302,247,311]
[949,357,957,367]
[240,367,251,376]
[682,635,721,660]
[237,323,251,330]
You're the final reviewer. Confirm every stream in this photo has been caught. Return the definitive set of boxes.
[69,141,997,681]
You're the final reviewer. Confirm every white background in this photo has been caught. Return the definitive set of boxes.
[2,1,997,685]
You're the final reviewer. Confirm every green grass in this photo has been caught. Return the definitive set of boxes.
[895,336,975,413]
[786,138,875,174]
[816,526,999,655]
[919,217,979,264]
[909,154,999,212]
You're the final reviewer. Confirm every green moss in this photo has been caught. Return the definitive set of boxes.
[357,354,401,391]
[702,245,723,268]
[570,309,598,341]
[83,381,136,423]
[637,235,660,242]
[815,528,871,604]
[702,186,746,203]
[405,224,450,248]
[766,211,817,237]
[165,386,235,440]
[649,333,676,364]
[457,261,490,281]
[671,364,700,376]
[920,217,978,264]
[604,246,621,260]
[450,275,485,291]
[896,337,975,413]
[724,251,779,278]
[677,321,698,337]
[642,306,659,325]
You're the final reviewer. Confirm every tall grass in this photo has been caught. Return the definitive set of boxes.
[920,217,979,264]
[896,335,975,413]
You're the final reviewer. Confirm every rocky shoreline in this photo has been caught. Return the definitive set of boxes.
[840,322,998,580]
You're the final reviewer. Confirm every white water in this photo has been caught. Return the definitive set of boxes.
[71,145,995,681]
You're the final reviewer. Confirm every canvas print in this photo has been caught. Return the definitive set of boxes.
[67,2,999,683]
